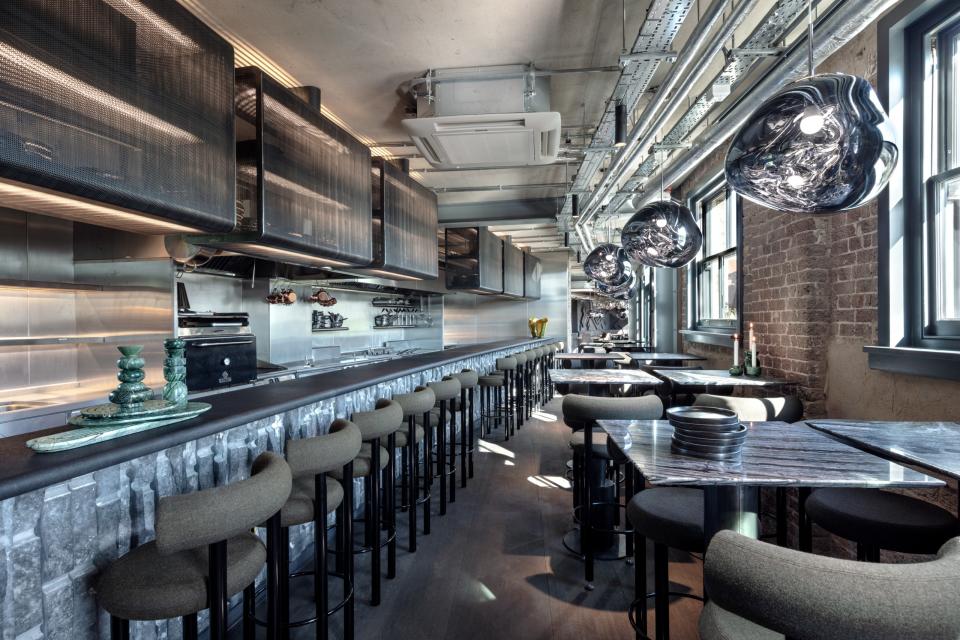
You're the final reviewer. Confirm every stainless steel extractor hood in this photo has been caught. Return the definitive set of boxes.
[193,67,373,269]
[354,158,439,280]
[523,251,542,300]
[444,226,503,295]
[501,240,524,298]
[0,0,237,235]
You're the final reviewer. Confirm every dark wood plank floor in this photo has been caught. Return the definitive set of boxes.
[264,397,703,640]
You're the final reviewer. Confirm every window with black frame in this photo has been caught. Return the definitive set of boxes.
[694,185,739,331]
[870,0,960,378]
[924,13,960,340]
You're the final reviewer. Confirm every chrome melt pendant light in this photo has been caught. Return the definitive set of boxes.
[583,242,633,285]
[620,140,702,268]
[724,2,898,213]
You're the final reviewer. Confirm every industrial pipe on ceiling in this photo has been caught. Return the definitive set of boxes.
[633,0,902,211]
[576,0,758,248]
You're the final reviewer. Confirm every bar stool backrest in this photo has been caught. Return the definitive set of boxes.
[561,394,664,432]
[513,352,528,365]
[495,357,517,371]
[155,451,292,555]
[395,387,436,416]
[430,377,462,401]
[351,399,404,440]
[693,394,803,423]
[451,369,479,388]
[286,419,363,477]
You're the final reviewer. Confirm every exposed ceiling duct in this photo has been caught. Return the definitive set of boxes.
[575,0,759,249]
[634,0,903,210]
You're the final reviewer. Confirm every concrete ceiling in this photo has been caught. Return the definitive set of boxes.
[186,0,658,245]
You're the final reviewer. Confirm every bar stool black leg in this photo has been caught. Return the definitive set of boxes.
[460,388,468,488]
[408,416,418,552]
[449,400,457,503]
[799,487,812,552]
[438,400,448,515]
[583,423,595,588]
[400,445,409,511]
[423,410,432,535]
[341,462,355,640]
[653,543,670,640]
[315,474,329,640]
[517,368,524,428]
[183,614,198,640]
[280,526,290,639]
[371,442,382,606]
[386,432,397,579]
[625,466,635,558]
[634,532,647,640]
[110,616,130,640]
[208,539,229,640]
[243,584,255,640]
[468,387,476,478]
[266,512,282,640]
[500,385,508,440]
[776,487,788,547]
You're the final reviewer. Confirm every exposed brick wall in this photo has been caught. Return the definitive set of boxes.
[671,20,958,559]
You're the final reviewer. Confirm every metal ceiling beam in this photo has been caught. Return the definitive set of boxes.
[433,182,568,193]
[437,197,562,227]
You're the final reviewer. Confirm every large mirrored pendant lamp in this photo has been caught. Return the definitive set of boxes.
[724,4,898,213]
[596,272,638,300]
[621,200,702,268]
[583,242,633,285]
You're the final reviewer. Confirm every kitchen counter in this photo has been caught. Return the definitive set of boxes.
[0,337,554,501]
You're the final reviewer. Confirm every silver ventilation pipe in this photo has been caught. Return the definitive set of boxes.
[575,0,744,248]
[632,0,902,209]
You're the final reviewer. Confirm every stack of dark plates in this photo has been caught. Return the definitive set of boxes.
[667,406,747,461]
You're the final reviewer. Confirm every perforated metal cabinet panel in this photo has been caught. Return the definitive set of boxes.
[0,0,236,232]
[199,67,373,267]
[368,158,438,279]
[523,252,542,300]
[445,226,504,294]
[502,241,524,298]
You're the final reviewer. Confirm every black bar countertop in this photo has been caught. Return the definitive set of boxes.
[0,337,555,501]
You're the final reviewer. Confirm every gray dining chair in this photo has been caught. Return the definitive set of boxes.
[699,530,960,640]
[693,393,803,423]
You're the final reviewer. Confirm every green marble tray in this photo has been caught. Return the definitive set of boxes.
[79,398,176,420]
[29,402,212,452]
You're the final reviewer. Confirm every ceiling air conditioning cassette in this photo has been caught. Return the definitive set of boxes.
[401,112,561,169]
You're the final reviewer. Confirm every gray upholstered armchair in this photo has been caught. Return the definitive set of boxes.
[699,530,960,640]
[693,393,803,423]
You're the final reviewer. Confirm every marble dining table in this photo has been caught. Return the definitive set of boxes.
[598,419,943,544]
[652,369,795,404]
[548,367,664,389]
[628,352,707,363]
[554,352,630,361]
[807,420,960,509]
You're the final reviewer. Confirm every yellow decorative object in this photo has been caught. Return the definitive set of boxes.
[529,317,548,338]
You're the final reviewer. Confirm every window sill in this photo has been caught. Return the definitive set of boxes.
[679,329,735,348]
[864,345,960,381]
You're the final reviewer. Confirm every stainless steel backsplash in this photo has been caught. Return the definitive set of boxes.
[0,210,173,400]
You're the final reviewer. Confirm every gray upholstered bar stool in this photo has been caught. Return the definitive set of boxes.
[270,420,362,640]
[448,369,480,486]
[97,452,292,640]
[427,376,462,511]
[803,488,958,561]
[332,400,403,606]
[522,349,540,418]
[392,386,436,547]
[479,371,506,439]
[699,530,960,640]
[627,486,705,640]
[561,394,664,589]
[481,356,518,440]
[512,351,529,428]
